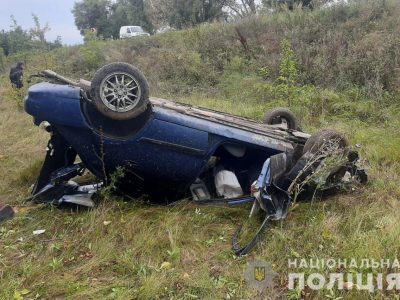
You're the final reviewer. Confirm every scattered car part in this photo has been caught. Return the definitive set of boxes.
[232,142,367,256]
[33,229,46,235]
[31,179,99,208]
[0,203,14,224]
[32,130,77,195]
[58,192,96,208]
[29,150,100,208]
[190,179,211,201]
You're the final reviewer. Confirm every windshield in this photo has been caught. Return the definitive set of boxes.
[130,26,144,33]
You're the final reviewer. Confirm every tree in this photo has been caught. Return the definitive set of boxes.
[0,47,5,72]
[168,0,227,29]
[72,0,154,38]
[0,31,10,56]
[48,36,63,50]
[225,0,259,18]
[72,0,114,38]
[262,0,314,10]
[115,0,153,32]
[145,0,170,29]
[5,16,32,55]
[30,14,50,45]
[0,15,61,56]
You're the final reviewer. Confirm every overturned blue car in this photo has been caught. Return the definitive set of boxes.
[24,63,367,255]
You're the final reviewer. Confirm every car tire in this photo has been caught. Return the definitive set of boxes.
[263,108,299,130]
[303,130,349,155]
[91,62,150,121]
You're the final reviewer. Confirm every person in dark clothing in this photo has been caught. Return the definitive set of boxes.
[9,62,24,89]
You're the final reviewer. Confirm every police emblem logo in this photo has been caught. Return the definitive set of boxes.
[254,266,266,282]
[245,259,278,292]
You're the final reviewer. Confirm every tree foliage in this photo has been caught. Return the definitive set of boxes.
[225,0,258,18]
[30,14,50,45]
[72,0,114,38]
[73,0,154,39]
[124,0,153,31]
[262,0,314,10]
[168,0,227,29]
[0,15,62,56]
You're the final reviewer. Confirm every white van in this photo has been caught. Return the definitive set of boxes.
[119,26,150,39]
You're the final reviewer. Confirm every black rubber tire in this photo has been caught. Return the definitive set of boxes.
[91,62,150,121]
[303,130,349,155]
[263,108,299,130]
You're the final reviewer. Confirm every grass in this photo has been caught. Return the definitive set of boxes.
[0,72,400,300]
[1,2,400,297]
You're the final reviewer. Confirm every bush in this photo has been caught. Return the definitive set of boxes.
[0,48,5,72]
[4,81,28,110]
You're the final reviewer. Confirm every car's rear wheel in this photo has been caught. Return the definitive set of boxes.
[263,108,299,130]
[91,62,149,121]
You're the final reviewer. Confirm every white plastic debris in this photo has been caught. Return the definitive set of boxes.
[342,171,352,182]
[214,169,243,199]
[33,229,46,235]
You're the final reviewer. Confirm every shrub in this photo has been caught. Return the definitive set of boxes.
[74,40,106,77]
[0,48,5,72]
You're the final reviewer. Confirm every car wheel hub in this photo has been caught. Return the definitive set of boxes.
[100,72,142,112]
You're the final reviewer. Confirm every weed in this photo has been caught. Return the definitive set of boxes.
[100,166,125,197]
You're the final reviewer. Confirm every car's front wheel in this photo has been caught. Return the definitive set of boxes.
[303,130,349,155]
[91,62,149,121]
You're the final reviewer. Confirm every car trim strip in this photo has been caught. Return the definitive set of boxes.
[139,137,206,156]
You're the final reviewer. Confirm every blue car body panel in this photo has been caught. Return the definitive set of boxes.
[25,83,300,194]
[25,82,85,127]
